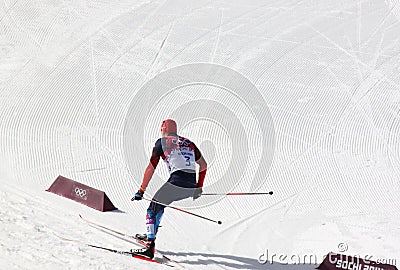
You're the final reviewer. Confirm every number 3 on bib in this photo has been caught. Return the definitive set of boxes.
[185,156,191,166]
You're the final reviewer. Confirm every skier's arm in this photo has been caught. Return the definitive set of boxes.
[196,156,207,188]
[140,147,160,191]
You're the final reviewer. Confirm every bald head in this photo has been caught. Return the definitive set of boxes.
[161,119,177,136]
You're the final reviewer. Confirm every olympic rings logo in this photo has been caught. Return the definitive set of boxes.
[74,187,87,199]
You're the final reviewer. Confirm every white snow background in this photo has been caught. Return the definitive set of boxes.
[1,0,400,269]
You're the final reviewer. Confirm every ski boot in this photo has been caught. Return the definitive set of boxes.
[130,241,155,259]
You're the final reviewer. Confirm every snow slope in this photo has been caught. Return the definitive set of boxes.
[1,0,400,269]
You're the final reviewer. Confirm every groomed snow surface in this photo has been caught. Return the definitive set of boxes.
[1,0,400,269]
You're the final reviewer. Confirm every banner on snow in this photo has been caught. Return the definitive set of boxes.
[318,253,397,270]
[46,175,117,212]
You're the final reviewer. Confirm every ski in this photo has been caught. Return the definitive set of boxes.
[88,244,168,265]
[79,214,140,241]
[78,214,183,268]
[54,233,174,267]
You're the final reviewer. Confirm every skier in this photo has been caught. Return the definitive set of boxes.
[131,119,207,259]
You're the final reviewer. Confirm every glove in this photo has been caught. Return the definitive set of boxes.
[132,188,145,201]
[193,187,203,200]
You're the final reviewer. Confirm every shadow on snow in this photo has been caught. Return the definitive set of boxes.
[160,250,319,269]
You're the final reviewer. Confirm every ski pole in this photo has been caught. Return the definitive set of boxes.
[202,191,273,196]
[141,198,222,225]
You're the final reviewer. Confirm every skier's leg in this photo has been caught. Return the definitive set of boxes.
[129,201,162,259]
[131,200,161,258]
[145,182,171,241]
[153,172,197,205]
[146,206,164,241]
[145,174,196,240]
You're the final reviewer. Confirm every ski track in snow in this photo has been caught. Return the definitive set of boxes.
[1,0,400,269]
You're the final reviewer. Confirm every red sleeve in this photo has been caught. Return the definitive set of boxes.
[149,147,160,169]
[197,169,206,188]
[140,147,160,190]
[191,142,205,187]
